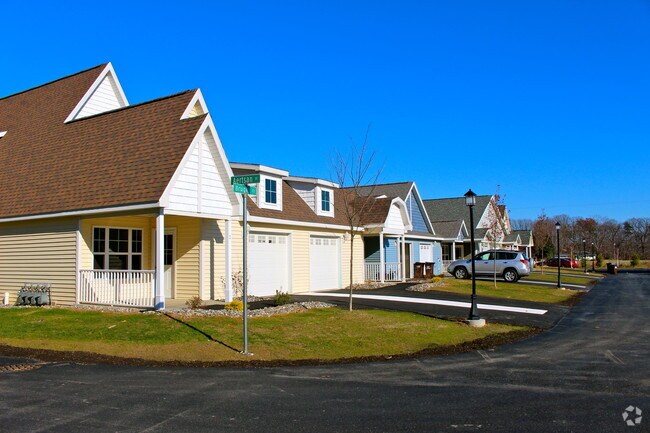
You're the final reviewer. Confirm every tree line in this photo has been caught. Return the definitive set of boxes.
[511,214,650,261]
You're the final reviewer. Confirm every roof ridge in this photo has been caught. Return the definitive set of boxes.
[343,180,413,189]
[423,195,492,202]
[0,63,108,102]
[66,89,197,123]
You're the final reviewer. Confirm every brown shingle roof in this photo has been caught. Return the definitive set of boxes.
[0,66,205,218]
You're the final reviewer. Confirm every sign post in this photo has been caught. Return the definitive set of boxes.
[230,175,260,355]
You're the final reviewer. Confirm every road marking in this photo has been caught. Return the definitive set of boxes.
[477,350,493,363]
[301,293,548,315]
[604,350,624,365]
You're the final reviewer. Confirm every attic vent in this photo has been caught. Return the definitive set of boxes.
[0,131,6,138]
[188,101,205,117]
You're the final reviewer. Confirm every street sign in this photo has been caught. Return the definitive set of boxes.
[231,174,260,185]
[233,184,257,195]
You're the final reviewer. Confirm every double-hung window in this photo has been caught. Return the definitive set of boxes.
[321,190,331,212]
[93,227,143,270]
[265,179,277,204]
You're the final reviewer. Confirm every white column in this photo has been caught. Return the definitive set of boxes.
[379,232,385,283]
[155,208,165,310]
[451,241,456,261]
[400,234,406,282]
[224,219,233,302]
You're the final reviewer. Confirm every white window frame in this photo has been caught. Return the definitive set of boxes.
[258,175,283,211]
[315,186,334,217]
[92,226,144,271]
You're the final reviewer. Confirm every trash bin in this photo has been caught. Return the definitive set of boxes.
[424,263,434,278]
[414,262,424,278]
[606,263,618,275]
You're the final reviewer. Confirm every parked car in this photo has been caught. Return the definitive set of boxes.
[545,257,579,268]
[447,250,531,282]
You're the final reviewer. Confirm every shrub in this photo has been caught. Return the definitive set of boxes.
[224,300,244,311]
[274,290,292,306]
[631,253,640,267]
[596,253,604,267]
[185,296,204,310]
[431,277,443,284]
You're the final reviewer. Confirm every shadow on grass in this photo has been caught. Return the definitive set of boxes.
[162,313,241,354]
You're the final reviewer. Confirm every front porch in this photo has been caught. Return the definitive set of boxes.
[76,210,231,309]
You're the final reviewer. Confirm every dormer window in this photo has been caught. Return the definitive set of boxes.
[321,190,331,212]
[265,179,277,204]
[316,187,334,217]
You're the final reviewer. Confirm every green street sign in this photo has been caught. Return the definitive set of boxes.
[233,184,257,195]
[231,174,260,185]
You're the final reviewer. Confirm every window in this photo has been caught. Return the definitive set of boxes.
[265,179,277,204]
[476,252,494,261]
[321,190,331,212]
[93,227,143,270]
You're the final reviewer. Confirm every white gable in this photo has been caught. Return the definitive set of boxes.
[66,63,128,122]
[385,204,406,232]
[165,127,235,217]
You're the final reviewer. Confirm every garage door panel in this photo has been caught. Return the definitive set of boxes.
[310,236,340,291]
[248,233,289,296]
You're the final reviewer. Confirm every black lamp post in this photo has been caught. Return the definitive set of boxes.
[465,189,482,325]
[591,242,595,271]
[583,239,587,274]
[556,222,561,288]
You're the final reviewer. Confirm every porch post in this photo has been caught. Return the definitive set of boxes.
[451,241,456,261]
[155,208,165,310]
[224,219,233,302]
[400,234,406,282]
[379,231,385,283]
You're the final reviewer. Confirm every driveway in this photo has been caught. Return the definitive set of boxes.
[0,273,648,432]
[294,282,572,328]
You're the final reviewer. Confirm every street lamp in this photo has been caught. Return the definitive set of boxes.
[465,189,484,327]
[591,242,595,271]
[556,222,561,289]
[583,239,587,274]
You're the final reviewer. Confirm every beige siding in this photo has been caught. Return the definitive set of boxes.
[243,222,364,294]
[166,215,200,299]
[0,218,78,305]
[201,219,226,300]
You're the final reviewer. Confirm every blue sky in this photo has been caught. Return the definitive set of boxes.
[2,1,649,222]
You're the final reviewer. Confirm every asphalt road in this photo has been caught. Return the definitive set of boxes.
[0,273,648,432]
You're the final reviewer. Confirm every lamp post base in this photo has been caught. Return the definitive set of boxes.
[467,318,486,328]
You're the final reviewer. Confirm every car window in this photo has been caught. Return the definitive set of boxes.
[496,252,509,260]
[476,252,493,260]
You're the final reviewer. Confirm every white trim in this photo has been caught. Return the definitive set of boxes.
[258,175,282,211]
[0,131,6,138]
[284,176,338,188]
[404,233,440,240]
[90,225,144,271]
[64,63,128,123]
[384,197,413,232]
[164,209,232,220]
[247,215,362,231]
[408,184,435,235]
[75,220,82,304]
[164,227,177,299]
[315,186,334,217]
[230,162,289,177]
[199,220,205,300]
[0,202,159,224]
[159,115,241,215]
[180,89,208,120]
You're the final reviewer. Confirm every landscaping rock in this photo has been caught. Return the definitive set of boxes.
[407,282,446,292]
[171,301,335,318]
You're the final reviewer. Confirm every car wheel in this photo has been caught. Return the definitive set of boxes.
[454,267,468,279]
[503,268,519,283]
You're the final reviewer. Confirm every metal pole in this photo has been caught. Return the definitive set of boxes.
[583,240,587,274]
[242,194,249,355]
[591,242,595,271]
[557,229,561,288]
[468,205,479,320]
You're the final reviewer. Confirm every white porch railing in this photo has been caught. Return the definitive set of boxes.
[79,270,155,308]
[364,262,402,282]
[442,260,453,272]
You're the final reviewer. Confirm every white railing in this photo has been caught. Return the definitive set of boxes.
[79,270,155,308]
[364,262,402,282]
[442,260,453,272]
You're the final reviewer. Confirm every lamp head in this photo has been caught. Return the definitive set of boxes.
[464,189,477,207]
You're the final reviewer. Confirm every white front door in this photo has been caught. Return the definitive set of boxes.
[248,233,290,296]
[310,236,340,291]
[419,243,433,263]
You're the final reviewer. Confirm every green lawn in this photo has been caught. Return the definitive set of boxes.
[425,278,580,304]
[0,307,525,362]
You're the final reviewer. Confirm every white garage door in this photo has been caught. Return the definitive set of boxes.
[248,233,290,296]
[310,236,340,291]
[420,243,433,262]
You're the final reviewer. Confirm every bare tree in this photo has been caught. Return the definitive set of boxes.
[331,126,383,311]
[483,193,506,287]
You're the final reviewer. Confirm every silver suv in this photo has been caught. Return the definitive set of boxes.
[447,250,531,282]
